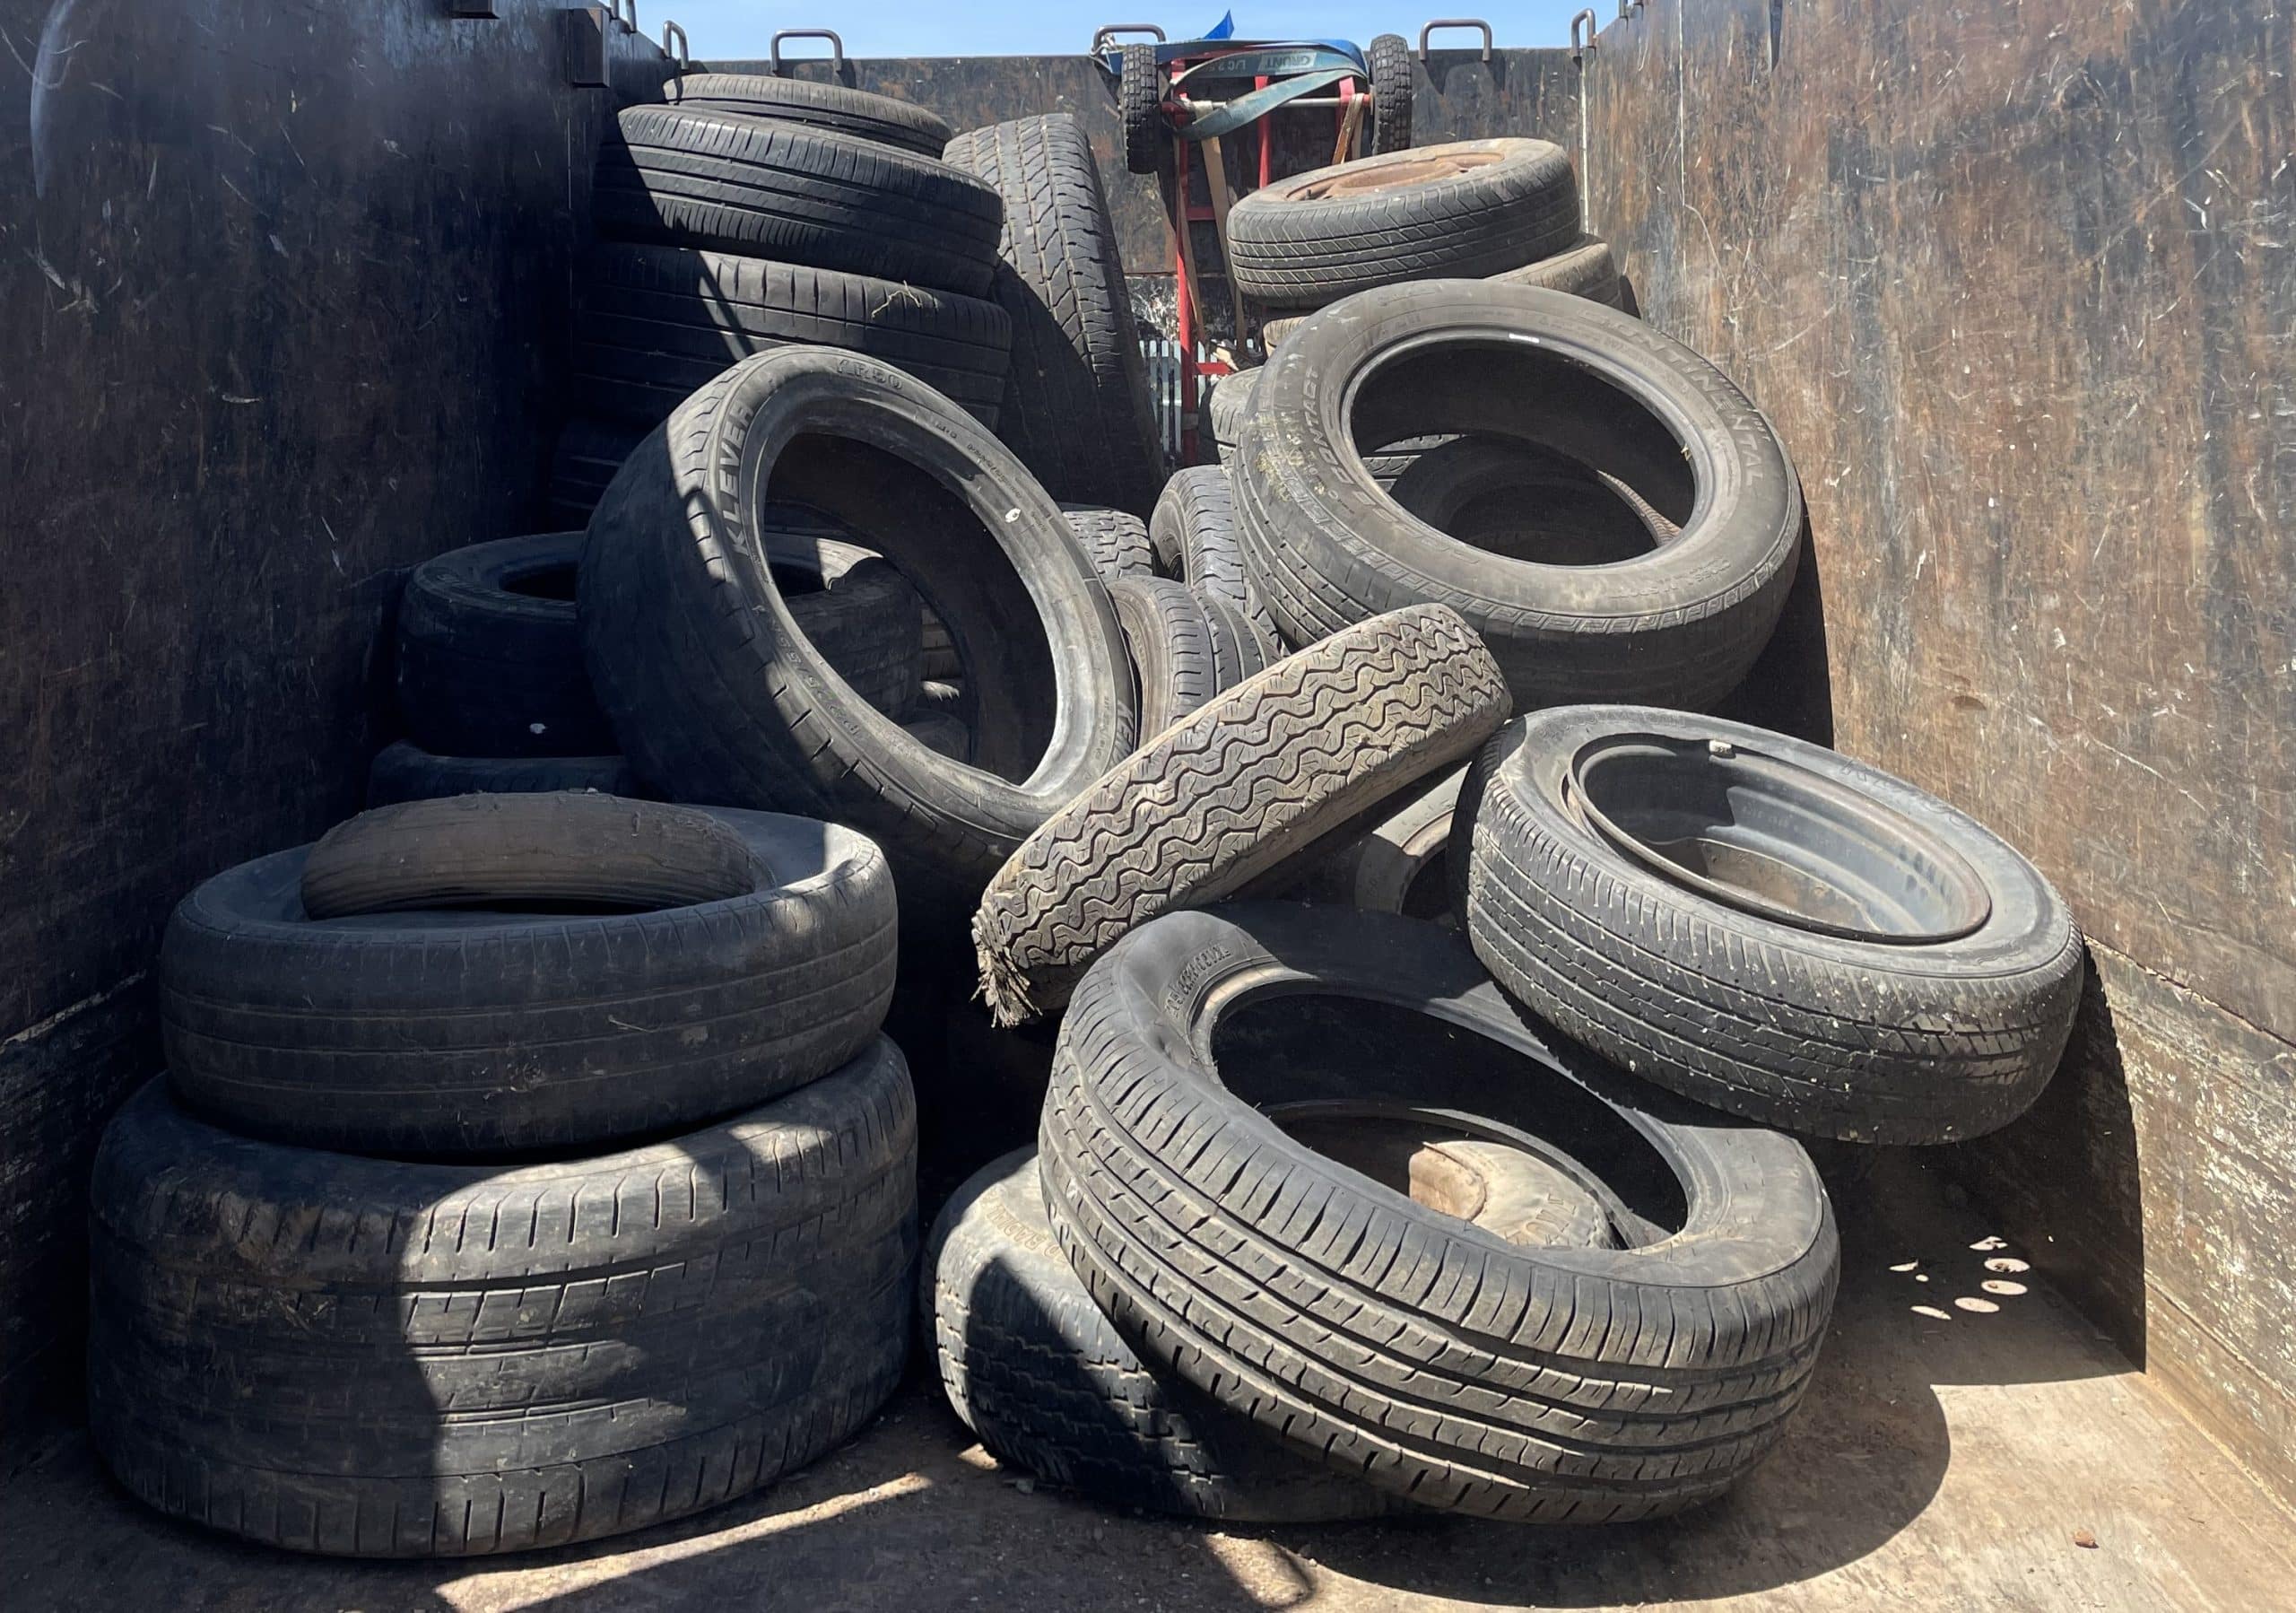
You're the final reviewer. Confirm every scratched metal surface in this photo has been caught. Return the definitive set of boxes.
[0,0,667,1457]
[1583,0,2296,1501]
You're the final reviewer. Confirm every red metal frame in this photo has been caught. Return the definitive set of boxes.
[1160,54,1366,460]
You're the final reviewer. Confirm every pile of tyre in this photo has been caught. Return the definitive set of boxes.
[90,791,914,1556]
[931,143,2089,1524]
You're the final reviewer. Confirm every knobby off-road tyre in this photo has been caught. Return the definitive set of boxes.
[575,245,1011,430]
[1494,233,1624,307]
[972,605,1509,1024]
[596,108,1003,298]
[578,348,1136,897]
[944,115,1166,514]
[90,1044,917,1557]
[1461,708,2086,1144]
[1367,33,1413,155]
[1059,502,1157,581]
[396,533,614,759]
[926,1149,1396,1522]
[1226,139,1578,307]
[1120,44,1164,175]
[1038,903,1839,1521]
[1235,282,1802,708]
[367,743,637,807]
[162,797,898,1156]
[1152,464,1279,645]
[662,73,954,157]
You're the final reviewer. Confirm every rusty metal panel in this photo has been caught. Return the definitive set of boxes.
[0,0,662,1456]
[1585,0,2296,1503]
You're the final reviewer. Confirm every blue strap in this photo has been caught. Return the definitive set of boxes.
[1178,66,1355,141]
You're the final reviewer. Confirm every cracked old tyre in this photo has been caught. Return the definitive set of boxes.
[971,604,1510,1024]
[1037,902,1840,1521]
[1459,707,2086,1144]
[90,1042,916,1557]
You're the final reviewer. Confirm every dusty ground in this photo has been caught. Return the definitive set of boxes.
[6,1155,2292,1613]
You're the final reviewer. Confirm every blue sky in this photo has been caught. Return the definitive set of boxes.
[669,5,1591,61]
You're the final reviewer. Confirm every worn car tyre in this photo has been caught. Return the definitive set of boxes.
[595,108,1003,297]
[1367,33,1413,154]
[1039,902,1839,1521]
[1202,368,1257,466]
[1059,502,1157,581]
[366,742,637,807]
[1227,139,1579,306]
[396,533,615,758]
[90,1043,916,1557]
[768,535,926,720]
[944,115,1165,514]
[1107,577,1222,736]
[1494,233,1624,306]
[1298,763,1466,925]
[162,794,898,1156]
[1461,708,2086,1144]
[1152,464,1279,645]
[1235,281,1802,708]
[1119,44,1163,175]
[580,348,1136,897]
[973,605,1510,1023]
[574,245,1011,429]
[661,73,953,156]
[926,1149,1397,1521]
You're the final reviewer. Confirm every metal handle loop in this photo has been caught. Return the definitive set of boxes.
[1617,0,1645,21]
[1091,24,1166,55]
[660,19,688,70]
[770,28,843,74]
[1570,10,1598,55]
[1418,20,1492,63]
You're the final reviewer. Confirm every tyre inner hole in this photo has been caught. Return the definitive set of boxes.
[1570,737,1994,943]
[1351,339,1698,563]
[768,433,1053,784]
[500,562,578,602]
[1211,991,1688,1241]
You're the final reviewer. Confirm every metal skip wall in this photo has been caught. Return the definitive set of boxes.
[1581,0,2296,1503]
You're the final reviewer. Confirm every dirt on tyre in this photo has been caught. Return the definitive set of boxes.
[594,107,1003,297]
[578,348,1136,901]
[1234,280,1803,709]
[1037,902,1839,1521]
[162,794,898,1156]
[926,1149,1397,1522]
[1225,139,1578,307]
[1460,708,2085,1144]
[90,1042,916,1557]
[972,604,1510,1024]
[944,115,1166,514]
[661,73,953,156]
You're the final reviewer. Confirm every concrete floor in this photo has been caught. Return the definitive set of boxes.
[6,1156,2292,1613]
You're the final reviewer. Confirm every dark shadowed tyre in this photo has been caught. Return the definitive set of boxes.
[574,245,1011,430]
[1299,763,1466,925]
[1202,368,1257,466]
[1235,281,1802,709]
[396,533,614,758]
[1461,708,2085,1144]
[769,536,926,720]
[366,742,637,807]
[1152,464,1279,645]
[595,107,1003,297]
[1368,33,1413,154]
[578,349,1135,899]
[162,794,898,1156]
[1494,233,1624,306]
[926,1149,1396,1522]
[973,606,1509,1024]
[90,1043,916,1557]
[1058,502,1156,580]
[1038,902,1839,1521]
[662,73,953,156]
[1119,44,1163,174]
[1107,577,1222,736]
[549,417,647,526]
[1226,140,1578,307]
[944,115,1165,514]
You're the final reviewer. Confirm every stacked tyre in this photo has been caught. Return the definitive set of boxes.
[91,792,918,1556]
[549,75,1013,526]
